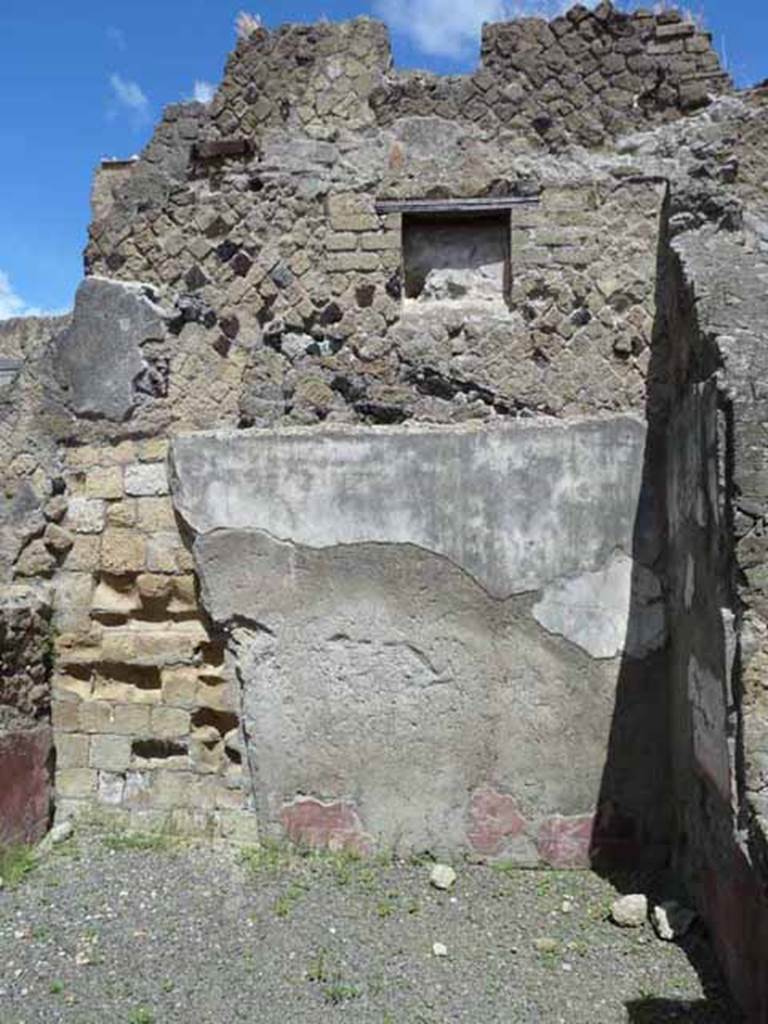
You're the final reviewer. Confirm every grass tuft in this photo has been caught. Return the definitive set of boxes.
[0,844,37,888]
[323,979,361,1005]
[101,831,177,854]
[128,1008,155,1024]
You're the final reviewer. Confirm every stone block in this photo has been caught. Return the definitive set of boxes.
[125,462,169,497]
[162,667,199,707]
[136,573,173,601]
[190,732,225,773]
[360,233,400,251]
[55,626,103,664]
[655,21,694,40]
[106,500,137,527]
[15,540,56,578]
[86,466,124,500]
[328,251,380,273]
[100,631,137,663]
[127,629,197,664]
[65,536,101,572]
[57,768,97,799]
[52,700,81,732]
[327,193,379,232]
[151,770,199,807]
[167,575,198,614]
[101,529,146,574]
[54,673,93,701]
[78,700,119,733]
[97,770,126,805]
[138,439,169,462]
[146,532,193,573]
[66,497,106,533]
[325,233,358,252]
[89,734,132,771]
[151,706,192,738]
[44,523,74,554]
[196,680,236,712]
[92,578,141,616]
[54,573,94,633]
[136,497,176,531]
[97,702,150,735]
[56,732,90,768]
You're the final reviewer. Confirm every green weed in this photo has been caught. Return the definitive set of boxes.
[323,979,361,1005]
[102,831,176,853]
[307,948,329,983]
[128,1008,155,1024]
[0,844,37,888]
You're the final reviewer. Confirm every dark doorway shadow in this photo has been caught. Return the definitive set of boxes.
[626,996,732,1023]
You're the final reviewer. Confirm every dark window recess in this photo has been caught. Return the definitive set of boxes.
[402,212,511,306]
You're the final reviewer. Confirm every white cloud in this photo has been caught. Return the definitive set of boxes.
[0,270,28,320]
[109,73,150,122]
[376,0,594,59]
[376,0,506,58]
[192,80,216,104]
[0,270,67,321]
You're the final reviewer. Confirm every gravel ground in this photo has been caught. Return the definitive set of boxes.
[0,829,742,1024]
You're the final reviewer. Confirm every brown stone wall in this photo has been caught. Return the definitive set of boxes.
[49,440,257,841]
[82,180,665,433]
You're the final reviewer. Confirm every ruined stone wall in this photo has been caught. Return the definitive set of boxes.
[49,438,254,841]
[0,7,764,1017]
[0,315,70,581]
[0,0,760,926]
[81,6,727,431]
[656,157,768,1016]
[0,7,733,844]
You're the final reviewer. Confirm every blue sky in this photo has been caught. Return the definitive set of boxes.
[0,0,765,319]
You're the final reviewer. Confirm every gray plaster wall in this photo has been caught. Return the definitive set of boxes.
[170,417,650,600]
[171,417,669,861]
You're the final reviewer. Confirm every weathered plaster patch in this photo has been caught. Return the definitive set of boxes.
[467,786,527,857]
[532,552,666,660]
[170,416,649,599]
[536,813,594,869]
[280,796,372,854]
[53,277,166,421]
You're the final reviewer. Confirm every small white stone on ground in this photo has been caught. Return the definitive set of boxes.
[430,863,457,891]
[36,820,74,856]
[432,942,448,957]
[50,821,74,845]
[610,893,648,928]
[652,900,697,941]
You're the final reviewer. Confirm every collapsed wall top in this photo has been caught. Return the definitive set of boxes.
[204,3,728,150]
